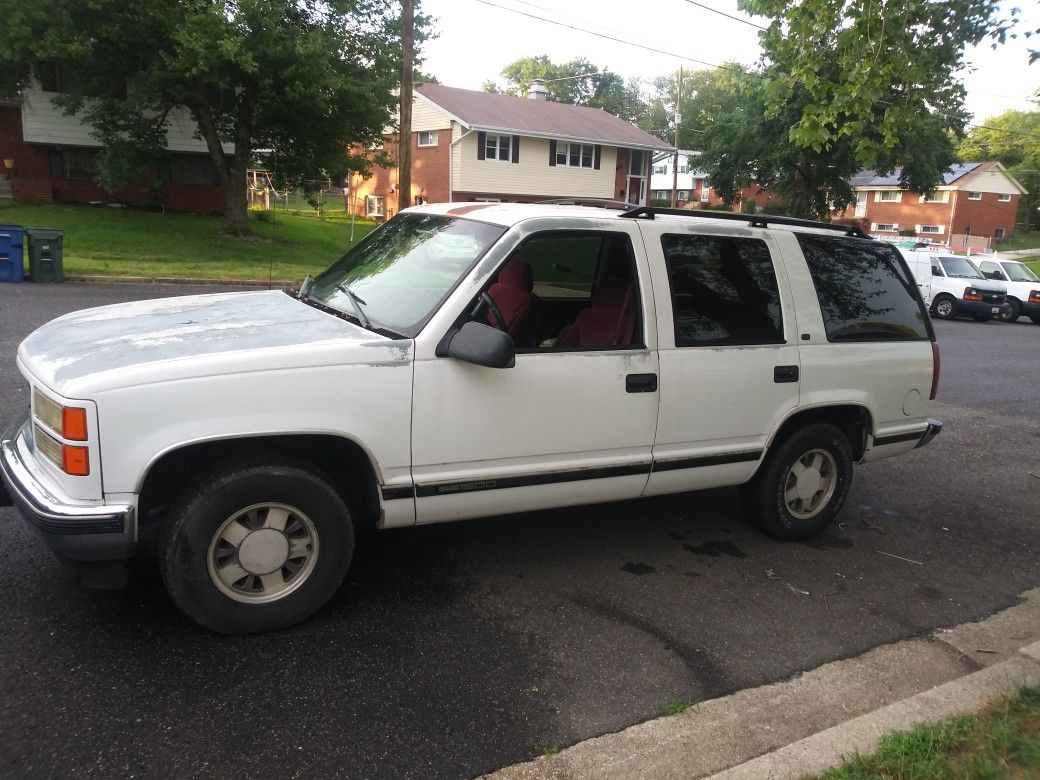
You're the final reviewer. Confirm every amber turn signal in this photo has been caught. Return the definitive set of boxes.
[62,407,88,441]
[62,445,90,476]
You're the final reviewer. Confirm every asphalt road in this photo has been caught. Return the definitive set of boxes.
[1,283,1038,779]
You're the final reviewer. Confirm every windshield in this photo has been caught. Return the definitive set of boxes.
[307,213,505,336]
[938,256,984,279]
[1001,262,1040,283]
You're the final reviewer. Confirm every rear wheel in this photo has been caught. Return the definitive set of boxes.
[160,456,354,634]
[740,423,853,541]
[1000,299,1021,322]
[932,295,956,320]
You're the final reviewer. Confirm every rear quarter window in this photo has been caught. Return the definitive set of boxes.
[797,234,931,342]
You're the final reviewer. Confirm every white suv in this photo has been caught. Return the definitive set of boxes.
[1,204,942,633]
[972,258,1040,324]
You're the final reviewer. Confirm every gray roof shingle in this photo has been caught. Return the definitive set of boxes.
[416,84,673,151]
[851,163,982,187]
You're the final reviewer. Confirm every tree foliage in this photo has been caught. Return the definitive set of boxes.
[959,111,1040,230]
[738,0,1017,192]
[0,0,421,236]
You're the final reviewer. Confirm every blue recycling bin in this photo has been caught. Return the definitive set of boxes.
[0,224,25,283]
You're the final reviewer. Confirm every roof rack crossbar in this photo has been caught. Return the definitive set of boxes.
[536,198,632,210]
[618,206,869,238]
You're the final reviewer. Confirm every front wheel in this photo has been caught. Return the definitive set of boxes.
[932,295,956,320]
[999,299,1021,322]
[740,423,853,541]
[160,457,354,634]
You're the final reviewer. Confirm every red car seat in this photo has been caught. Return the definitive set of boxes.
[485,257,539,347]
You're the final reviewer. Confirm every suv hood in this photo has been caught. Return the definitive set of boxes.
[19,290,402,396]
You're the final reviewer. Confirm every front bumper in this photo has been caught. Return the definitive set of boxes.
[955,298,1004,318]
[1021,300,1040,319]
[0,414,134,585]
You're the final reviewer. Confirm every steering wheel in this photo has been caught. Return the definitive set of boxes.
[480,291,508,331]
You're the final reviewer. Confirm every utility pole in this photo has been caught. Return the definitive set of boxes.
[398,0,413,213]
[671,66,683,208]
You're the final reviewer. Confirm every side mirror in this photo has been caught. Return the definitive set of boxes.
[445,322,515,368]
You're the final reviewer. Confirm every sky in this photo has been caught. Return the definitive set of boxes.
[418,0,1039,128]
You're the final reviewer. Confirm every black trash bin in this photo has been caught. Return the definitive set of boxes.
[26,228,64,283]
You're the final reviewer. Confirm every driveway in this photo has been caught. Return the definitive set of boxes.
[1,283,1038,779]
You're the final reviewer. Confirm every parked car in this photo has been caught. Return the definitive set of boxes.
[0,204,942,634]
[898,249,1009,322]
[971,258,1040,324]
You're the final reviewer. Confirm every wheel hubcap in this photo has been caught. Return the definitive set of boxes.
[937,301,952,316]
[207,503,319,604]
[784,449,837,520]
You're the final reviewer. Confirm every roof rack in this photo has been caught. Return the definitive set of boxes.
[618,206,870,239]
[537,198,632,210]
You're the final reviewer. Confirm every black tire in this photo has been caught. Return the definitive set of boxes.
[931,295,956,320]
[971,315,992,322]
[740,423,853,541]
[1032,316,1040,325]
[1000,298,1021,322]
[160,456,354,634]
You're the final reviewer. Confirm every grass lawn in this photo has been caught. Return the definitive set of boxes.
[807,685,1040,779]
[996,230,1040,252]
[0,203,376,281]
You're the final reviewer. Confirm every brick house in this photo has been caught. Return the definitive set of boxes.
[843,162,1026,242]
[350,83,673,220]
[0,80,230,213]
[649,150,775,212]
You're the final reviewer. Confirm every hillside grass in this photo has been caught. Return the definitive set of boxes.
[0,203,376,281]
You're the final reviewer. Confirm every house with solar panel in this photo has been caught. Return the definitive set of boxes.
[844,162,1027,244]
[350,82,674,220]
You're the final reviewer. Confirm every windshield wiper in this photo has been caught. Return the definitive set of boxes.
[335,284,371,329]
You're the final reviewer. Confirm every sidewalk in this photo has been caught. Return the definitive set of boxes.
[483,587,1040,780]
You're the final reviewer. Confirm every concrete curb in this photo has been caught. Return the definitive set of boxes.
[62,274,297,288]
[482,587,1040,780]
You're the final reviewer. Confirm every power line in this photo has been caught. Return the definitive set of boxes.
[471,0,726,70]
[682,0,767,30]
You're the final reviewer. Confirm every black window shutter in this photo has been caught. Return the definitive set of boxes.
[549,140,557,166]
[594,145,602,170]
[48,149,64,179]
[477,131,486,160]
[511,135,520,164]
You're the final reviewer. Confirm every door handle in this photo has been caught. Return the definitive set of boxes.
[626,373,658,393]
[773,365,799,383]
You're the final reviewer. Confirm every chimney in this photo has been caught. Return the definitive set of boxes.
[527,79,548,101]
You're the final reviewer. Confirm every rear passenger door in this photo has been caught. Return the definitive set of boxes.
[638,223,802,497]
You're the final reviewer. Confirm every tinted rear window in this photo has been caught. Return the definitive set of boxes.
[797,235,930,342]
[662,234,784,346]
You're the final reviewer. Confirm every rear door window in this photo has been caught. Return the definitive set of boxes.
[797,234,931,342]
[661,234,784,346]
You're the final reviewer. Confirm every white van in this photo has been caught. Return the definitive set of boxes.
[971,258,1040,324]
[897,248,1009,321]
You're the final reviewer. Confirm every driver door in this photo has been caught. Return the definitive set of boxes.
[409,223,660,525]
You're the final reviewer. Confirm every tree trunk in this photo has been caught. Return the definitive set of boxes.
[223,161,251,237]
[790,152,813,218]
[189,99,254,237]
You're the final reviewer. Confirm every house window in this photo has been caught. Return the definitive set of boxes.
[653,165,667,174]
[966,191,982,200]
[878,191,901,202]
[994,227,1006,239]
[677,190,690,202]
[365,195,385,217]
[417,131,438,147]
[60,149,97,180]
[677,164,689,174]
[169,155,221,186]
[484,133,511,162]
[700,183,710,202]
[920,192,948,203]
[997,193,1011,202]
[919,225,943,235]
[872,222,898,232]
[556,142,596,168]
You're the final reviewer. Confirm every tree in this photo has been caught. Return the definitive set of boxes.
[493,55,646,121]
[0,0,414,237]
[738,0,1018,202]
[681,62,958,218]
[959,111,1040,230]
